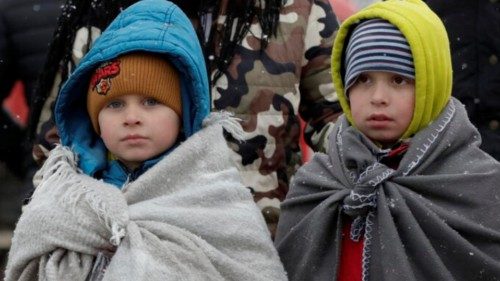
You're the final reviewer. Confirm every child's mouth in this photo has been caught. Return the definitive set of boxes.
[368,114,391,121]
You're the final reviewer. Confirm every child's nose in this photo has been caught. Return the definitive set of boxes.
[123,106,142,126]
[370,83,389,106]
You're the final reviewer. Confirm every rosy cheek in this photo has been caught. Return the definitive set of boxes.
[100,130,111,144]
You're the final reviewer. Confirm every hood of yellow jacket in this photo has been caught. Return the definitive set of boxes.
[331,0,452,139]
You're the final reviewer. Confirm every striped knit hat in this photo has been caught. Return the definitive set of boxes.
[344,19,415,90]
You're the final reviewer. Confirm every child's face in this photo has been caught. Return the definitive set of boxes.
[348,71,415,147]
[98,94,181,170]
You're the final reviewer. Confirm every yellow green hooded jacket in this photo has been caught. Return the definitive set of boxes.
[331,0,452,139]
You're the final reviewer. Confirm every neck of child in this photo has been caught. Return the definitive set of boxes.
[120,160,142,172]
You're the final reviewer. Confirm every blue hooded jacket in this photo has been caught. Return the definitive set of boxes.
[54,0,210,184]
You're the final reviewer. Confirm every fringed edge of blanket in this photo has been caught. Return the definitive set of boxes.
[202,111,245,141]
[31,145,126,246]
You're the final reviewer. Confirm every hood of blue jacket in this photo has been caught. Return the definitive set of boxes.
[54,0,210,176]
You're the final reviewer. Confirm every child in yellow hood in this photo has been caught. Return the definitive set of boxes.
[275,1,500,280]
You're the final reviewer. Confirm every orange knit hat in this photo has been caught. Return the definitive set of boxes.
[87,52,181,133]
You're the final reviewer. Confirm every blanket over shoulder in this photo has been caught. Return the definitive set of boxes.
[275,98,500,281]
[6,114,287,281]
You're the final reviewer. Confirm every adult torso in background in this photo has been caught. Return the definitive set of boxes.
[426,0,500,160]
[208,0,339,234]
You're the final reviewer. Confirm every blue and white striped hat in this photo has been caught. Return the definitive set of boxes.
[344,19,415,90]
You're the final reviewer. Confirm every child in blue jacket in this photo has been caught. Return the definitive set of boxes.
[5,1,286,280]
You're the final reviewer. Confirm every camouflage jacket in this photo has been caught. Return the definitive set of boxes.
[210,0,340,235]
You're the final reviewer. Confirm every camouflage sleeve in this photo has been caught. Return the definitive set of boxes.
[32,71,61,166]
[298,0,342,153]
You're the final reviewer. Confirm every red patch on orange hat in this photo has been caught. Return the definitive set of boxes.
[90,60,121,95]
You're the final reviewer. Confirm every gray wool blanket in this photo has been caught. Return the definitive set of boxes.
[275,98,500,281]
[5,114,287,281]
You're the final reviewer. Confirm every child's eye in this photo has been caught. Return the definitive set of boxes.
[106,100,123,109]
[393,75,412,85]
[356,74,369,84]
[144,98,159,106]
